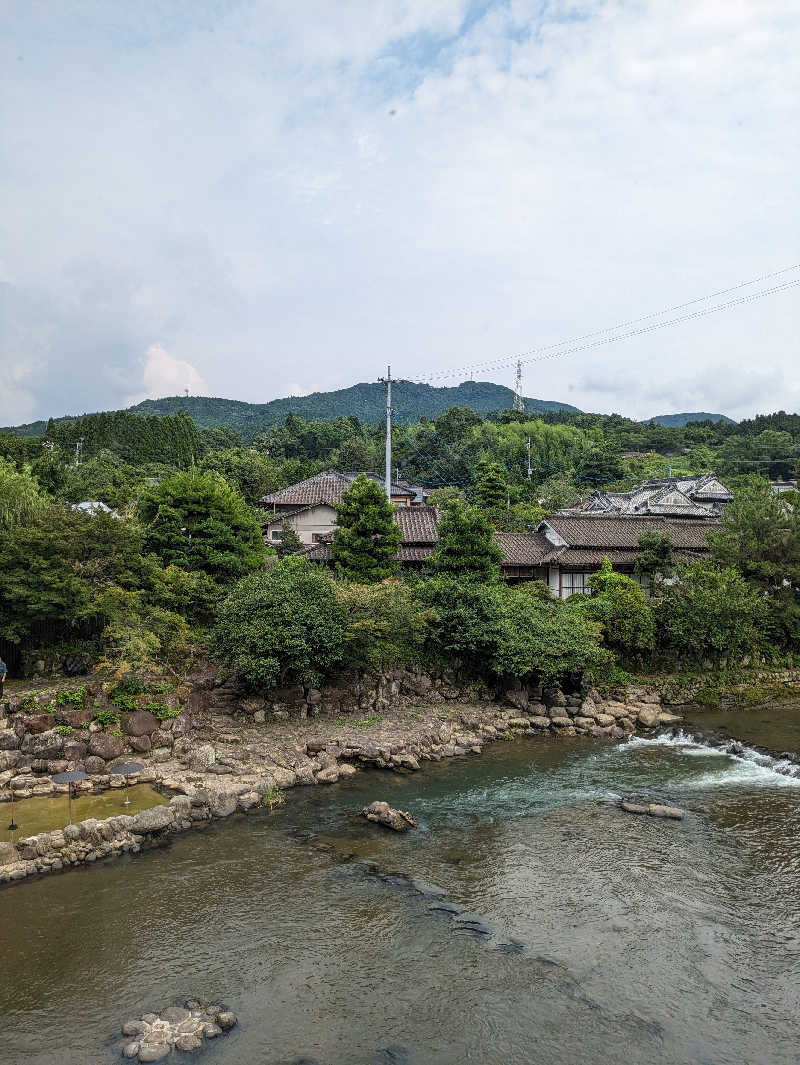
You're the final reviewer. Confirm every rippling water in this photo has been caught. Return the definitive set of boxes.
[2,724,799,1065]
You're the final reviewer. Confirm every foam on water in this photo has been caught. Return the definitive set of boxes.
[620,729,800,788]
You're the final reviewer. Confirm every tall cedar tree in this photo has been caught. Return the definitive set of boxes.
[428,500,502,581]
[331,474,402,582]
[473,460,508,508]
[275,518,303,557]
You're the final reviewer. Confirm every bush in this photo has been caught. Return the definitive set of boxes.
[56,685,87,709]
[335,579,430,672]
[212,556,346,691]
[571,558,655,659]
[655,562,770,664]
[492,587,613,683]
[93,708,121,728]
[419,575,611,684]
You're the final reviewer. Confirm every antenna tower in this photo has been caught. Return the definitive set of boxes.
[512,360,525,413]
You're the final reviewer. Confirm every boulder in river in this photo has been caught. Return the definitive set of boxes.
[362,801,418,831]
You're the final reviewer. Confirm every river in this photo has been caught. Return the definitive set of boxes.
[2,711,799,1065]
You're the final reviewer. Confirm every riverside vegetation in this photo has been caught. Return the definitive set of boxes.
[1,402,799,690]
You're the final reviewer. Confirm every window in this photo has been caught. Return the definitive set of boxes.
[271,530,282,541]
[561,571,590,598]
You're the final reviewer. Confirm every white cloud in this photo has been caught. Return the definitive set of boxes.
[126,344,207,406]
[0,1,798,423]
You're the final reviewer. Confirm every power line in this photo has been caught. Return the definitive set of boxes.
[417,266,800,383]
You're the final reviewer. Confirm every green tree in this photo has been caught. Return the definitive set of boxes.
[0,458,48,529]
[656,562,769,663]
[572,558,655,658]
[139,471,266,582]
[473,460,508,508]
[275,518,303,557]
[336,579,429,672]
[634,532,676,581]
[331,474,402,582]
[212,557,346,690]
[200,447,279,502]
[708,480,800,643]
[428,500,502,580]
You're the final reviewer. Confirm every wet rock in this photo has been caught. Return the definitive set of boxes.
[122,1042,140,1058]
[373,1045,411,1064]
[209,790,238,817]
[408,878,446,898]
[620,800,650,815]
[315,765,340,784]
[137,1045,170,1062]
[160,1006,190,1024]
[648,804,684,820]
[175,1033,203,1051]
[659,711,683,726]
[362,801,417,832]
[131,806,174,833]
[453,913,494,937]
[216,1011,237,1031]
[637,706,660,729]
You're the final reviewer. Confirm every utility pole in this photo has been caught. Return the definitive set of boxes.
[74,437,84,467]
[512,360,525,413]
[526,437,532,481]
[379,366,392,503]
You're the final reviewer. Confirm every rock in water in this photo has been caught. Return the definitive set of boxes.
[361,801,418,832]
[648,803,684,820]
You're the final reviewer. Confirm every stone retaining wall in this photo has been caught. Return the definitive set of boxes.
[0,682,682,887]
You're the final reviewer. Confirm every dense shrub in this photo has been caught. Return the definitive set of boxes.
[419,575,611,684]
[655,562,770,664]
[571,558,655,659]
[213,557,346,691]
[335,579,429,672]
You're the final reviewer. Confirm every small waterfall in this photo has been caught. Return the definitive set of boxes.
[620,729,800,785]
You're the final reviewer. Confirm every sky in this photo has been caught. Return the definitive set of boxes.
[1,0,798,426]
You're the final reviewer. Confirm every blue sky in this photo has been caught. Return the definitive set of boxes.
[1,1,798,425]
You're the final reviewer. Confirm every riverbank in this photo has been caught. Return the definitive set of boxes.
[4,665,800,889]
[0,683,680,886]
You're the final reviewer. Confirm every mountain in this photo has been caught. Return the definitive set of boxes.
[3,380,582,441]
[644,412,736,427]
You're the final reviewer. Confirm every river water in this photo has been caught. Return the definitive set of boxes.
[2,715,799,1065]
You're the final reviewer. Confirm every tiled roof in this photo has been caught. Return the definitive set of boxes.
[394,506,439,544]
[496,532,552,566]
[579,473,732,516]
[259,471,417,507]
[543,514,719,551]
[302,544,434,563]
[555,548,707,567]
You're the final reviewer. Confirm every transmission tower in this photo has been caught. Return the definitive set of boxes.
[512,360,525,412]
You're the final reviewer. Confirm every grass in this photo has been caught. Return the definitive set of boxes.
[333,713,385,730]
[262,786,285,810]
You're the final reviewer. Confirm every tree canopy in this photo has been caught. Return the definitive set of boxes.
[331,474,402,582]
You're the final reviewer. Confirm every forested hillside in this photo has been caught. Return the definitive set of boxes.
[4,380,581,441]
[646,412,735,427]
